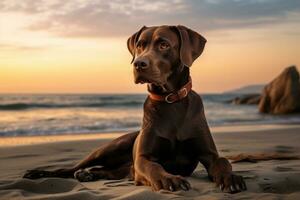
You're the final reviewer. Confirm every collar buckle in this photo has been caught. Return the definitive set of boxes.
[179,88,188,98]
[165,93,176,103]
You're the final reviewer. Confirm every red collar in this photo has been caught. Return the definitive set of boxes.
[148,77,192,103]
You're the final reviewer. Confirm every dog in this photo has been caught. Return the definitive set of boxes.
[23,25,246,193]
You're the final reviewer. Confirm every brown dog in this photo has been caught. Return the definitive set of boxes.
[23,25,246,193]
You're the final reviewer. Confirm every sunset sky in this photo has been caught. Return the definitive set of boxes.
[1,0,300,93]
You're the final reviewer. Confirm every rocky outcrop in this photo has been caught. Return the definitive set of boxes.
[258,66,300,114]
[230,94,261,105]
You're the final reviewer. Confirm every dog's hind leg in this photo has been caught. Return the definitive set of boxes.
[74,162,133,182]
[23,131,139,179]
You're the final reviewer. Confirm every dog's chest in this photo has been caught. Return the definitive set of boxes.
[148,93,206,141]
[151,136,202,159]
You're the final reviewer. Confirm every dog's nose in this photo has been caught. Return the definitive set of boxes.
[133,58,149,70]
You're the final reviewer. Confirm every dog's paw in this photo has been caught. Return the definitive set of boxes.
[149,173,191,192]
[74,169,95,182]
[215,173,247,193]
[23,170,51,179]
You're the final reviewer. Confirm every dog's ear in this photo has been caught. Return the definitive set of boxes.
[175,25,207,67]
[127,26,147,63]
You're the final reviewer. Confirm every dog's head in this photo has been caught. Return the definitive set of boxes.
[127,25,206,92]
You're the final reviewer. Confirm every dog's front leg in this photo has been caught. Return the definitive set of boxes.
[134,155,191,191]
[133,133,191,192]
[209,157,247,193]
[196,129,247,193]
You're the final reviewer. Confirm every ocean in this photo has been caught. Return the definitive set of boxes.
[0,94,300,137]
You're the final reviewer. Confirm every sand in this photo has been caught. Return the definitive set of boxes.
[0,125,300,200]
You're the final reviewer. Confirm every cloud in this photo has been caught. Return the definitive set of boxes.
[1,0,300,37]
[26,0,187,37]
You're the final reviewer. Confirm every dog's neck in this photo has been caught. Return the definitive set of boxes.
[147,66,190,94]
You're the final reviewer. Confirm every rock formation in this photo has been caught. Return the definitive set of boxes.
[258,66,300,114]
[230,94,261,105]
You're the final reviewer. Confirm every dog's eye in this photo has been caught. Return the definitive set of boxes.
[136,41,145,50]
[159,42,170,50]
[136,43,142,49]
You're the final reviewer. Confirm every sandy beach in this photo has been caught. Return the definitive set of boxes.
[0,124,300,200]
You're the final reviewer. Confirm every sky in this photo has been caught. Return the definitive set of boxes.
[0,0,300,93]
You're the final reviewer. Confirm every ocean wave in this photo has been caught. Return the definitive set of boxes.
[2,94,300,137]
[0,101,143,110]
[0,118,141,136]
